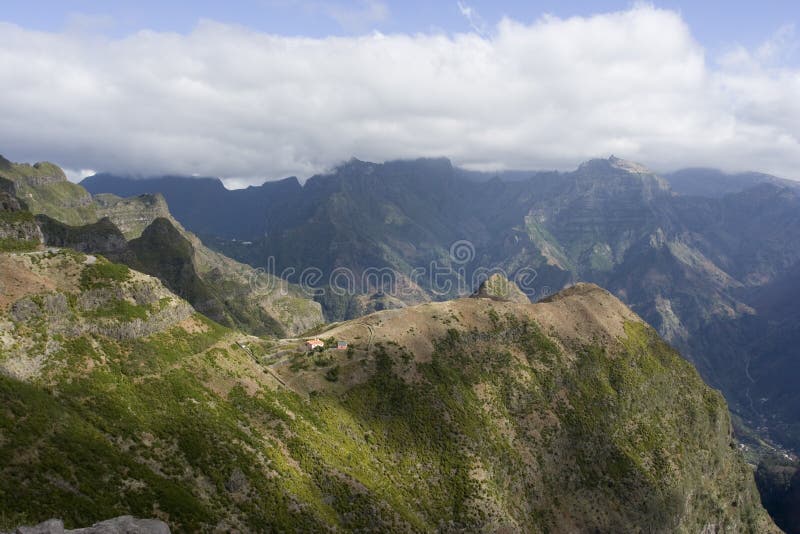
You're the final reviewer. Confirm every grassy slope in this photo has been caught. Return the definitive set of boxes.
[0,258,776,531]
[0,158,97,226]
[0,154,323,337]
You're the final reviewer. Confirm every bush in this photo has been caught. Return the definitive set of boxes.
[80,261,131,289]
[324,365,340,382]
[0,237,39,252]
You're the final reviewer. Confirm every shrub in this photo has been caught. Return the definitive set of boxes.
[80,262,131,289]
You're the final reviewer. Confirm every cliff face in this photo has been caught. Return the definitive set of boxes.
[93,193,173,240]
[0,190,42,252]
[0,250,194,382]
[0,263,777,532]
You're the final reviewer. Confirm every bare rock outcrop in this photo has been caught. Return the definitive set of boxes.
[472,273,530,304]
[6,516,169,534]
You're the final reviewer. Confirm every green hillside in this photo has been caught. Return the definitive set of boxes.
[0,250,777,531]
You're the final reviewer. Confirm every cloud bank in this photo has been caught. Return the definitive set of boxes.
[1,5,799,184]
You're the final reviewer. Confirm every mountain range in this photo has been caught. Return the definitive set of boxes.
[1,156,323,339]
[0,223,777,530]
[82,156,800,459]
[0,153,797,531]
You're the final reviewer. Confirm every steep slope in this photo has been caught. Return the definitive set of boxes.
[0,156,96,225]
[80,156,800,459]
[756,454,800,534]
[36,215,322,337]
[0,156,323,337]
[0,254,777,532]
[92,195,323,337]
[126,218,321,337]
[664,168,798,198]
[0,187,42,253]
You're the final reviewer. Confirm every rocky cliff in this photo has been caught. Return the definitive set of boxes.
[3,516,169,534]
[472,272,531,303]
[0,191,42,252]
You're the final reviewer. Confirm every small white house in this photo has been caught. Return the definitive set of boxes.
[305,338,324,350]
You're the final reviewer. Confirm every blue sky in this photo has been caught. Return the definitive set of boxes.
[3,1,798,62]
[1,2,800,183]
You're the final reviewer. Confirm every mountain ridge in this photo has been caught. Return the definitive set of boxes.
[79,155,800,459]
[0,157,323,337]
[0,247,779,531]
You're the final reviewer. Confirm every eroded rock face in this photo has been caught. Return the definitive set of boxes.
[0,191,43,245]
[0,191,23,212]
[36,216,128,255]
[6,516,170,534]
[0,250,195,381]
[93,194,172,240]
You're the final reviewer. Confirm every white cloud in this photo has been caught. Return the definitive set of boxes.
[62,168,97,183]
[1,5,799,184]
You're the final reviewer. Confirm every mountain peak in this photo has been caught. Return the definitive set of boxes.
[607,155,653,174]
[578,155,654,175]
[472,273,530,303]
[0,156,68,185]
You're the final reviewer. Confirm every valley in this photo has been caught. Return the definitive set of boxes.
[0,153,796,531]
[82,156,800,459]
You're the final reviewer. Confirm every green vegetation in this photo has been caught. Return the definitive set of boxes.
[0,237,39,252]
[84,299,149,322]
[0,156,97,226]
[324,365,340,382]
[0,210,34,224]
[79,261,131,289]
[0,247,775,532]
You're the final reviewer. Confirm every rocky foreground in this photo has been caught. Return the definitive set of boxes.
[5,516,168,534]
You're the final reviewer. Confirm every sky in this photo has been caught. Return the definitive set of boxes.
[1,1,799,185]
